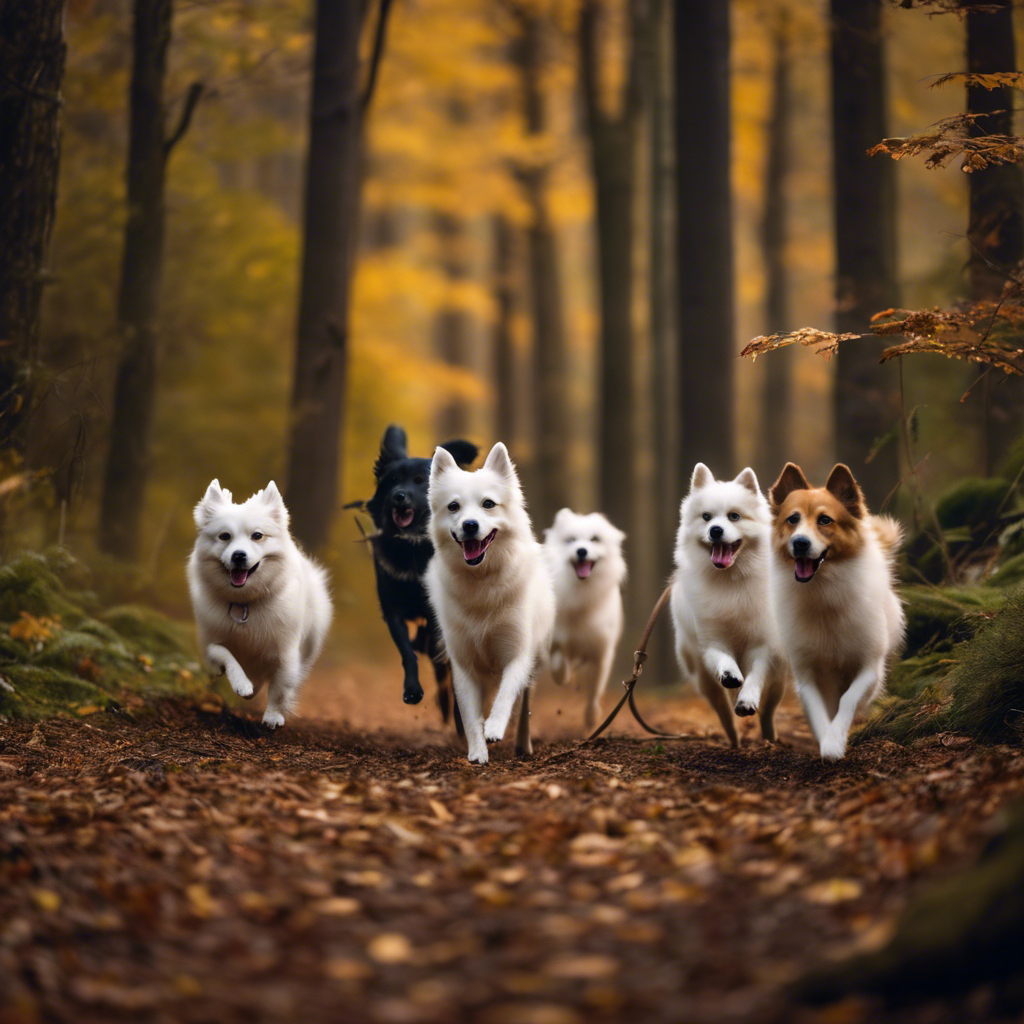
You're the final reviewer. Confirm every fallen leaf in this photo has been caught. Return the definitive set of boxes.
[804,878,863,905]
[367,933,413,964]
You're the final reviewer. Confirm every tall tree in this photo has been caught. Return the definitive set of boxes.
[491,214,518,446]
[963,0,1024,471]
[285,0,391,551]
[0,0,67,455]
[509,4,571,529]
[99,0,202,559]
[579,0,647,541]
[434,211,473,440]
[830,0,899,509]
[675,2,735,479]
[756,6,794,479]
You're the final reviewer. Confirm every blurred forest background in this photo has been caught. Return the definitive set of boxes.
[3,0,1024,668]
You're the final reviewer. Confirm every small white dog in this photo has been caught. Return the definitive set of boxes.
[670,464,788,746]
[543,508,626,731]
[187,480,333,728]
[424,442,555,764]
[769,462,905,760]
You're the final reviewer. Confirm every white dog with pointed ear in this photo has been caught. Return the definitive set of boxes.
[186,479,333,728]
[543,508,627,731]
[424,442,555,764]
[670,464,788,747]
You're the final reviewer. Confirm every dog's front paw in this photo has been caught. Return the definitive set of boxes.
[734,698,757,717]
[466,746,490,765]
[819,730,847,761]
[720,670,743,689]
[229,673,254,699]
[403,680,424,705]
[483,715,507,743]
[262,709,286,729]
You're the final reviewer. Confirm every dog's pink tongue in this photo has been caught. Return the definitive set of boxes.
[795,557,816,581]
[711,543,735,569]
[575,560,593,579]
[230,568,249,587]
[463,538,485,561]
[393,508,414,528]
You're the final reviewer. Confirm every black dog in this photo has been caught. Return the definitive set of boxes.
[356,425,477,722]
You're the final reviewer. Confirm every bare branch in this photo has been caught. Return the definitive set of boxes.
[164,81,204,156]
[360,0,393,114]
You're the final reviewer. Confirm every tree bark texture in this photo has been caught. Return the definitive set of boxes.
[491,214,517,447]
[0,0,66,452]
[756,10,794,481]
[285,0,365,551]
[964,0,1024,471]
[830,0,900,510]
[512,7,571,530]
[99,0,173,560]
[580,0,644,543]
[675,0,735,480]
[434,211,473,441]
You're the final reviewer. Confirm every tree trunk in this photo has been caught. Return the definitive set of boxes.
[964,0,1024,472]
[285,0,365,551]
[491,214,517,446]
[645,0,678,684]
[512,7,571,530]
[675,1,735,479]
[830,0,900,510]
[0,0,66,453]
[756,9,794,481]
[580,0,644,543]
[434,211,473,441]
[99,0,173,560]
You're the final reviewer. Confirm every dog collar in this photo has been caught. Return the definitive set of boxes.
[228,602,249,623]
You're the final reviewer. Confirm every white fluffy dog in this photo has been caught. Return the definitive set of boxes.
[187,480,332,728]
[424,443,555,764]
[543,508,626,731]
[670,464,788,746]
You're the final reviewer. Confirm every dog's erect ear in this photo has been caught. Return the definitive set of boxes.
[438,439,478,467]
[430,445,458,483]
[825,463,866,519]
[260,480,290,526]
[690,463,713,492]
[194,479,227,528]
[374,424,409,480]
[483,442,516,480]
[734,467,761,495]
[769,463,810,512]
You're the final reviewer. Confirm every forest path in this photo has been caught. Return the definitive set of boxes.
[1,684,1023,1024]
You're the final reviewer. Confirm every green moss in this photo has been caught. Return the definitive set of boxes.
[100,604,196,656]
[0,664,106,718]
[900,585,1003,656]
[0,553,86,624]
[35,630,131,670]
[935,477,1009,531]
[987,552,1024,589]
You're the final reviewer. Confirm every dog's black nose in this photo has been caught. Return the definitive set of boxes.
[576,547,588,560]
[709,525,724,541]
[231,550,248,565]
[792,536,811,556]
[462,520,479,537]
[394,490,407,504]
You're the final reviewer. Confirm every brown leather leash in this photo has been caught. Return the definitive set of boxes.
[581,584,688,743]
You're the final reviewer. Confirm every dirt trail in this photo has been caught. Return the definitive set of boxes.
[1,669,1023,1024]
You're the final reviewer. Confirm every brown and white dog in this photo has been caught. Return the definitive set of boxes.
[769,463,905,760]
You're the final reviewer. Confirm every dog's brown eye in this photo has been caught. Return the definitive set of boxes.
[413,475,425,485]
[218,532,230,541]
[252,532,263,540]
[817,514,833,527]
[786,513,800,525]
[701,513,711,522]
[482,499,496,509]
[447,501,460,513]
[727,512,740,522]
[591,535,599,542]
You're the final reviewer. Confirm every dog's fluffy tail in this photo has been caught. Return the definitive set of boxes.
[871,515,904,559]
